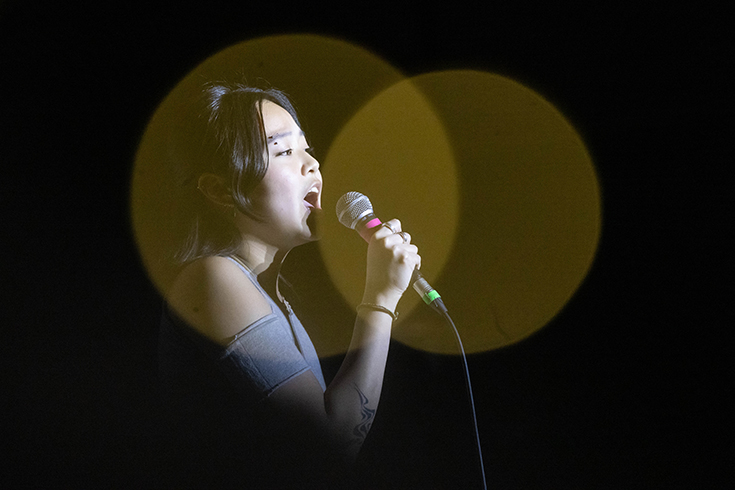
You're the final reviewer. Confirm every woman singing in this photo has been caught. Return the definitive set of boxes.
[157,81,420,487]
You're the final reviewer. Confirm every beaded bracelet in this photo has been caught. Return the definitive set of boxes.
[356,303,399,322]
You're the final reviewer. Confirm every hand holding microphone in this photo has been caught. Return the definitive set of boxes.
[336,192,447,315]
[361,217,420,311]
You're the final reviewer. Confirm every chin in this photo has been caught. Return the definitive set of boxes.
[305,209,322,241]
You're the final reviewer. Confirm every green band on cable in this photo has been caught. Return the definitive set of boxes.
[422,290,441,304]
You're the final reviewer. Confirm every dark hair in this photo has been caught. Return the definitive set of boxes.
[170,81,302,263]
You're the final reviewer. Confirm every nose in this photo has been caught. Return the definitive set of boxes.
[302,151,320,175]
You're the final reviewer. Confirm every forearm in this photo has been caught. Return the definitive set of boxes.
[265,219,416,466]
[323,307,394,457]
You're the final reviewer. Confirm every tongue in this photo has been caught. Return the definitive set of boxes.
[304,192,319,209]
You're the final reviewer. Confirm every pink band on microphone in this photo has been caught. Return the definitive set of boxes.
[364,218,382,230]
[359,218,382,242]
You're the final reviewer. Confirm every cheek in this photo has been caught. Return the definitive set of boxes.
[253,170,297,213]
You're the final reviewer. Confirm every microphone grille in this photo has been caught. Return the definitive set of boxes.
[336,191,374,230]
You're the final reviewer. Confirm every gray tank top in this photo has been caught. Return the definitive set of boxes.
[215,256,327,396]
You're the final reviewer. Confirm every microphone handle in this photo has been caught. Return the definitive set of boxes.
[411,269,448,314]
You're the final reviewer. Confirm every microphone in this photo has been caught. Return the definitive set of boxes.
[336,191,448,314]
[338,192,487,488]
[337,192,486,489]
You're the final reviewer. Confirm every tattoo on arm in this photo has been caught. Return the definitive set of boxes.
[351,384,375,445]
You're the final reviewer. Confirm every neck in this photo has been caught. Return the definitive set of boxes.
[234,236,289,302]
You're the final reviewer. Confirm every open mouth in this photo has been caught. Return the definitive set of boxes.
[303,185,320,210]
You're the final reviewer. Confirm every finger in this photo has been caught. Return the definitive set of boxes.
[400,250,421,269]
[396,245,419,261]
[372,218,402,240]
[384,219,402,234]
[409,249,421,269]
[380,222,398,234]
[384,232,413,248]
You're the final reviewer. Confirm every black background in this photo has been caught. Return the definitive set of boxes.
[2,2,731,488]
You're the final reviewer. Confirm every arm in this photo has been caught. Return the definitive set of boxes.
[266,219,419,462]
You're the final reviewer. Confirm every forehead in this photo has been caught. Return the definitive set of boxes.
[261,100,299,136]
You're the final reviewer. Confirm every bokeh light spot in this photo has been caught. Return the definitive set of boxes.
[393,70,601,354]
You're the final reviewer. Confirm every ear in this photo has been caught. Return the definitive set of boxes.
[197,173,234,207]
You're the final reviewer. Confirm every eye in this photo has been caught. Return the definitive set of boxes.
[276,149,293,157]
[305,147,315,156]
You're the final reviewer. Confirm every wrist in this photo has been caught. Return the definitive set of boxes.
[360,291,400,312]
[356,303,398,322]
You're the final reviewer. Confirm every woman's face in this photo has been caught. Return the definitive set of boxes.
[245,100,322,249]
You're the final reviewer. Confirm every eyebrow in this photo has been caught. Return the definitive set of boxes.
[267,130,304,143]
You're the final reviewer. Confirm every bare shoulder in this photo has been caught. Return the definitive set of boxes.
[167,256,272,344]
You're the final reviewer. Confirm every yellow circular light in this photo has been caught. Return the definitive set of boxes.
[397,70,601,354]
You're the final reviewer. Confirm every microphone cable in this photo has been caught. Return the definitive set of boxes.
[433,303,488,490]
